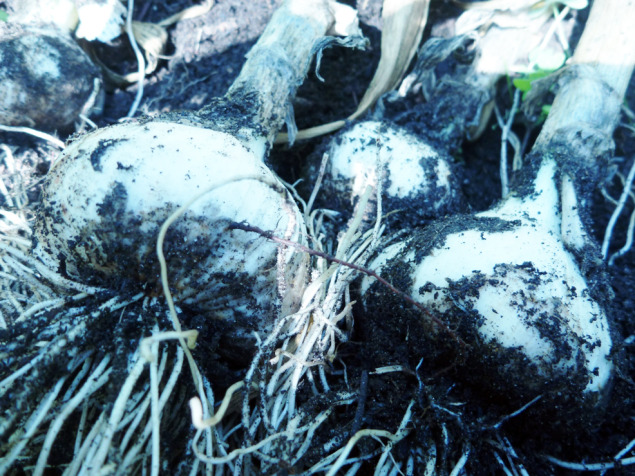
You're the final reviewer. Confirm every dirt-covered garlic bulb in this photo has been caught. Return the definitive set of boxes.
[318,120,464,230]
[2,0,79,32]
[361,158,613,403]
[361,0,634,409]
[33,0,362,337]
[0,23,101,130]
[34,122,308,338]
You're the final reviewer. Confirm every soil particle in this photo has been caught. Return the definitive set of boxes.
[89,138,126,171]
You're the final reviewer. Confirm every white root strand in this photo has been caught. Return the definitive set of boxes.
[33,357,112,476]
[604,156,635,262]
[494,89,521,198]
[0,124,65,149]
[89,354,147,470]
[124,0,145,118]
[545,454,635,471]
[0,377,67,474]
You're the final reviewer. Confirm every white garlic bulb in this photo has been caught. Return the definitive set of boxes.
[34,121,308,336]
[32,0,364,337]
[361,158,613,402]
[2,0,79,32]
[320,120,464,229]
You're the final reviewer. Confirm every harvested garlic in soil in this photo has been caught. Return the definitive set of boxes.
[34,122,308,338]
[33,0,362,335]
[361,159,613,406]
[316,120,465,230]
[360,0,635,410]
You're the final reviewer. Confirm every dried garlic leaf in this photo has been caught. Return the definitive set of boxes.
[92,1,212,86]
[131,21,168,74]
[131,21,168,60]
[158,0,214,27]
[278,0,430,143]
[350,0,430,121]
[93,21,167,85]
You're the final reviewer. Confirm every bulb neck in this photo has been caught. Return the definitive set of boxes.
[199,0,363,146]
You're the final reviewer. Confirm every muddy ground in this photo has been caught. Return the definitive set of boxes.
[1,0,635,474]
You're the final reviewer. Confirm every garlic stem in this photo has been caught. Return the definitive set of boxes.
[570,0,635,98]
[202,0,361,144]
[535,0,635,151]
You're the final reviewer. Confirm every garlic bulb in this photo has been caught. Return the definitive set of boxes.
[33,0,362,336]
[360,0,635,407]
[2,0,79,32]
[34,122,308,336]
[361,158,613,402]
[0,23,101,129]
[319,120,465,229]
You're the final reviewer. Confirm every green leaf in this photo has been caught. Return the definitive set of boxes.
[512,78,532,93]
[0,10,8,22]
[526,70,552,81]
[529,48,566,71]
[512,70,553,99]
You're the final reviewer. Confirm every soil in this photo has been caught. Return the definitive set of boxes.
[1,0,634,474]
